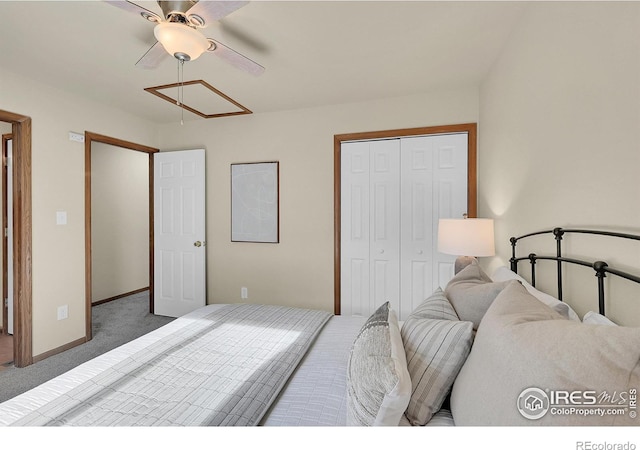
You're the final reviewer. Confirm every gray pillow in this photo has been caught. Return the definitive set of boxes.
[347,302,411,426]
[407,287,459,321]
[401,314,473,425]
[444,260,509,329]
[450,280,640,425]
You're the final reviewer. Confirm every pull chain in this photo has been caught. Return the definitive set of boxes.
[179,59,185,125]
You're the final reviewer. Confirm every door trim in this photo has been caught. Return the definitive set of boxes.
[333,123,477,315]
[84,132,158,341]
[2,133,10,337]
[0,109,32,367]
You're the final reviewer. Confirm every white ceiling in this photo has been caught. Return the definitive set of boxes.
[0,1,529,124]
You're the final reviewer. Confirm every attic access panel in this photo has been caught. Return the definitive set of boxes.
[144,80,252,119]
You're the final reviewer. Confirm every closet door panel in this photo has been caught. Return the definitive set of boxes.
[433,133,469,291]
[340,142,371,316]
[400,136,434,319]
[370,140,401,314]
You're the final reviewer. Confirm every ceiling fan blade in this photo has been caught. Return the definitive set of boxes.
[208,38,265,76]
[103,1,162,22]
[136,42,169,69]
[187,1,249,26]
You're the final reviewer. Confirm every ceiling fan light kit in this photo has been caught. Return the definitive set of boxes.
[106,0,263,73]
[153,21,209,61]
[106,0,264,123]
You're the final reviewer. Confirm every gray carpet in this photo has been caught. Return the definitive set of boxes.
[0,290,174,403]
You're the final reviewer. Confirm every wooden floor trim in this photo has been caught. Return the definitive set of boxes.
[92,287,150,307]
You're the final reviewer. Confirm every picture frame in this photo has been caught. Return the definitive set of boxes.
[231,161,279,243]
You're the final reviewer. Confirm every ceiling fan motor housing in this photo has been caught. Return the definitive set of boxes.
[158,0,197,20]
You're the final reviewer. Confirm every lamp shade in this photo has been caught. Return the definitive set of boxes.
[437,218,495,257]
[154,22,210,61]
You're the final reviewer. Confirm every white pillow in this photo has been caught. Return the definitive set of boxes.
[491,265,580,321]
[583,311,617,326]
[451,280,640,426]
[347,302,411,426]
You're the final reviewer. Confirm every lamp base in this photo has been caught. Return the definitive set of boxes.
[454,256,477,274]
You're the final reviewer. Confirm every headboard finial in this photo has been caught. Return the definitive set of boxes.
[593,261,609,273]
[553,227,564,240]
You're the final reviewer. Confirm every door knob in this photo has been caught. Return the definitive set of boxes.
[194,241,203,247]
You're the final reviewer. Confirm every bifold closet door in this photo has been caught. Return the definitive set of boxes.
[341,139,400,317]
[399,134,468,319]
[340,133,467,320]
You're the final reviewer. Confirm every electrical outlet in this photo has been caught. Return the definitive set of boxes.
[57,305,68,320]
[56,211,67,225]
[241,287,248,299]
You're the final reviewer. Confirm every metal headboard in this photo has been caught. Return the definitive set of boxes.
[509,227,640,316]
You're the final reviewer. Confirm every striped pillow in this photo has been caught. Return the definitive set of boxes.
[409,287,459,321]
[347,302,412,426]
[401,302,473,425]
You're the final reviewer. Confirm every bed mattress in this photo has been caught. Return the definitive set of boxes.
[261,315,366,426]
[0,305,366,426]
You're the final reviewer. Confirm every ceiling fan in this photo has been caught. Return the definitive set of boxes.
[105,0,265,76]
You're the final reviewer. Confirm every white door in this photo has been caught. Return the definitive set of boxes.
[370,140,401,313]
[154,149,206,317]
[340,141,370,316]
[340,139,401,316]
[430,134,469,289]
[399,134,468,319]
[341,133,468,320]
[6,138,13,335]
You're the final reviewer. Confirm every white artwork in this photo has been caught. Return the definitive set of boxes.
[231,162,279,243]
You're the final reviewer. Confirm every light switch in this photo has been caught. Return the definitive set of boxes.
[56,211,67,225]
[57,305,68,320]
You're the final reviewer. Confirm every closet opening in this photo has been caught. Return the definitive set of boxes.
[334,123,477,319]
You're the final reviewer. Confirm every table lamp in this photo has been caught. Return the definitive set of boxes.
[437,217,495,273]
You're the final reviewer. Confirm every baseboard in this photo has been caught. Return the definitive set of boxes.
[92,286,150,307]
[32,336,87,364]
[33,288,151,363]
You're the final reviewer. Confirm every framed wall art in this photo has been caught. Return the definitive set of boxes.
[231,161,279,243]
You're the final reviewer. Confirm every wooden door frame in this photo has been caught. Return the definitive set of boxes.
[333,123,477,315]
[2,133,11,337]
[0,110,32,368]
[84,132,158,341]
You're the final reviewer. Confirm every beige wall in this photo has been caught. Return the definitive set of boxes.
[91,142,149,303]
[2,58,478,357]
[1,67,158,356]
[157,88,479,314]
[478,2,640,325]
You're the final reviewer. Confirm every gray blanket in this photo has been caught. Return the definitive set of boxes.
[10,304,331,426]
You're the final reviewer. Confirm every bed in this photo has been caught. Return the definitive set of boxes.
[1,227,639,426]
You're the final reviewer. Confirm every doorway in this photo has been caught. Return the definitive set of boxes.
[1,130,12,368]
[334,123,477,317]
[0,109,32,368]
[84,132,158,341]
